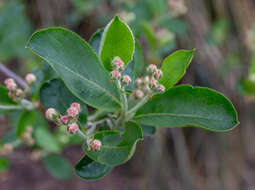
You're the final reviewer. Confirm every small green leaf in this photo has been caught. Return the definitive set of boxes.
[83,121,143,166]
[89,28,104,55]
[16,111,36,137]
[0,157,9,172]
[40,79,88,124]
[75,155,113,180]
[43,154,73,180]
[99,16,135,70]
[34,128,61,153]
[159,49,195,90]
[27,27,121,111]
[134,85,239,132]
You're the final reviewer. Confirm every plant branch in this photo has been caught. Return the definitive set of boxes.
[0,63,27,89]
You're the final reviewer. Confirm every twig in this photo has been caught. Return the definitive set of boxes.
[0,62,27,88]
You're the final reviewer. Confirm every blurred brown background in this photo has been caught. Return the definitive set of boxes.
[1,0,255,189]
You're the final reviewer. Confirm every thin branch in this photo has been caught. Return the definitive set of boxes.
[0,63,27,89]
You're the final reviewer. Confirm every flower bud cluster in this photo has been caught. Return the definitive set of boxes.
[4,78,23,102]
[133,64,165,99]
[21,126,34,146]
[45,102,81,134]
[0,144,13,155]
[4,73,36,102]
[110,56,132,86]
[87,139,102,151]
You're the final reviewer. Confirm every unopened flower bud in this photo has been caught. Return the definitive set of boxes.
[67,107,79,118]
[135,90,144,99]
[135,78,143,87]
[153,69,163,80]
[45,108,58,120]
[157,84,165,93]
[8,91,12,98]
[111,70,121,80]
[121,75,131,85]
[112,56,124,71]
[61,115,69,124]
[147,64,157,74]
[0,144,13,155]
[90,139,102,151]
[6,82,16,91]
[150,78,158,89]
[4,78,14,85]
[144,76,150,85]
[25,73,36,85]
[15,89,23,96]
[71,102,81,112]
[68,123,79,134]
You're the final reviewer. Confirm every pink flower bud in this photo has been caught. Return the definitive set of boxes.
[112,56,124,71]
[67,107,79,118]
[153,69,163,80]
[4,78,14,85]
[111,70,121,80]
[135,78,143,87]
[25,73,36,85]
[121,75,131,85]
[6,82,17,91]
[61,115,69,124]
[157,84,165,93]
[150,78,158,89]
[45,108,58,120]
[71,102,81,112]
[15,89,23,96]
[143,76,150,85]
[135,90,144,99]
[90,139,102,151]
[68,123,78,134]
[147,64,157,74]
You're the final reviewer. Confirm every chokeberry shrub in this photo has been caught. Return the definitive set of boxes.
[0,16,239,180]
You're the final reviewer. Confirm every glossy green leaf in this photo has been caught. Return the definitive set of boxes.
[89,28,104,55]
[159,50,195,90]
[0,86,17,110]
[0,157,9,172]
[75,155,113,180]
[27,27,121,111]
[43,154,73,180]
[134,85,239,132]
[16,111,36,137]
[99,16,135,70]
[40,79,88,124]
[83,121,143,166]
[34,128,61,153]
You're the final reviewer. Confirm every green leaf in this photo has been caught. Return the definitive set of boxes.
[75,155,113,180]
[134,85,239,132]
[159,50,195,90]
[16,111,36,137]
[40,79,88,124]
[27,27,121,111]
[89,28,104,55]
[99,16,135,70]
[0,157,9,172]
[43,154,73,180]
[0,86,17,110]
[34,128,61,153]
[83,121,143,166]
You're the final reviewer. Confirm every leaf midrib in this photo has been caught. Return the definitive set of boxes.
[39,56,122,107]
[134,113,232,122]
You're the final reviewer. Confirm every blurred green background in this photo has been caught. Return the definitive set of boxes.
[0,0,254,189]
